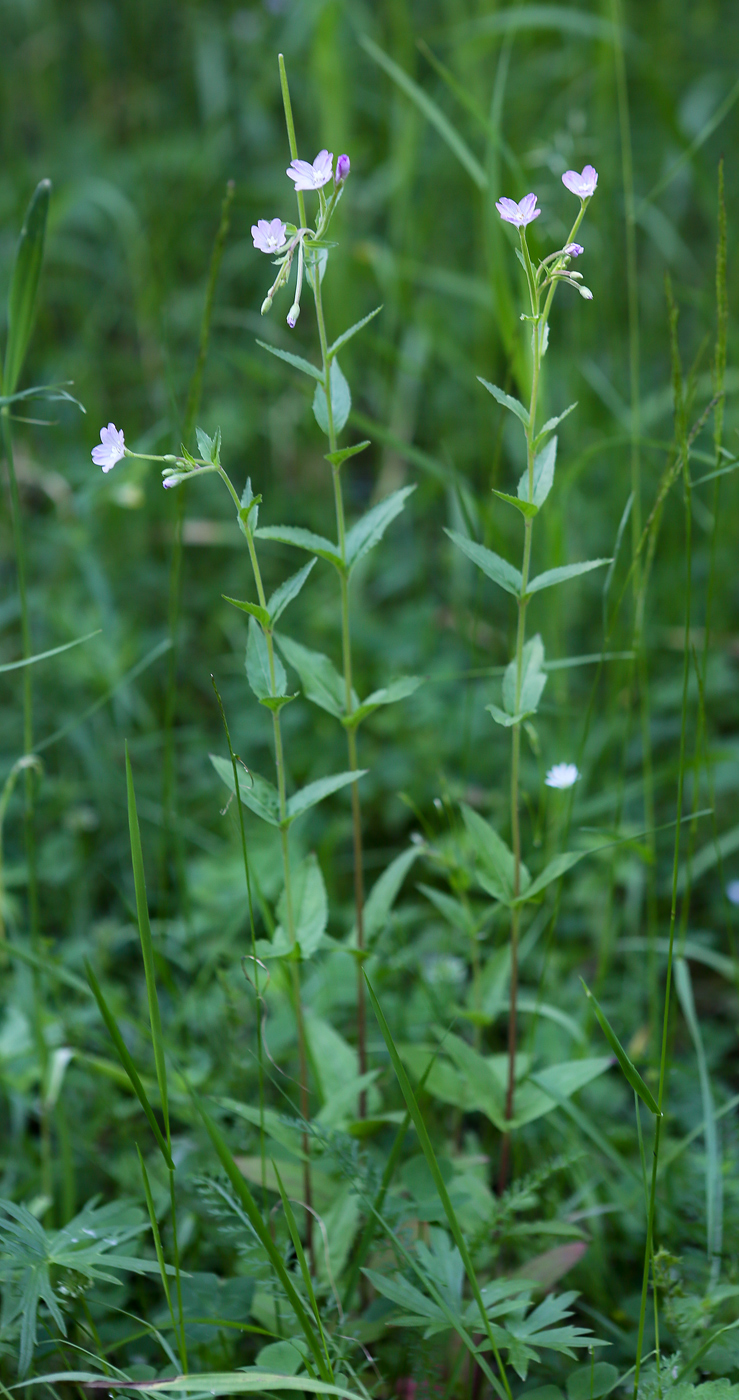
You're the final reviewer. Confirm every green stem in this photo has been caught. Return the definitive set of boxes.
[313,266,368,1116]
[220,466,314,1262]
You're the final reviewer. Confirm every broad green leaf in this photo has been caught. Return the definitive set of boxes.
[359,36,488,191]
[502,634,546,717]
[328,306,383,358]
[441,1031,507,1124]
[566,1363,620,1400]
[492,488,538,519]
[515,850,586,903]
[255,525,343,570]
[217,1098,307,1159]
[478,376,529,427]
[445,529,522,597]
[486,703,523,728]
[125,744,169,1148]
[276,854,327,958]
[256,338,323,381]
[313,359,351,436]
[5,179,51,395]
[222,596,271,630]
[267,559,316,625]
[534,401,577,446]
[518,435,557,508]
[246,619,286,702]
[418,883,476,934]
[352,845,421,946]
[345,486,415,572]
[461,803,530,902]
[210,753,280,826]
[580,979,660,1114]
[305,1013,359,1104]
[325,440,371,470]
[527,558,610,595]
[276,633,348,718]
[345,675,422,729]
[255,1343,305,1377]
[285,770,366,826]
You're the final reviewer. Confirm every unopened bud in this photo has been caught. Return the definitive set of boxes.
[336,154,351,184]
[261,295,273,316]
[564,242,584,257]
[579,285,593,300]
[287,302,300,329]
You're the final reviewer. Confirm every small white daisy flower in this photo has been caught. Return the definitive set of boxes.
[545,762,580,790]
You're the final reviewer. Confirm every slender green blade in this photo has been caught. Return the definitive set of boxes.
[4,178,51,395]
[580,979,660,1115]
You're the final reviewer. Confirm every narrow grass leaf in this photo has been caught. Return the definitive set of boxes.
[580,979,660,1114]
[675,957,722,1275]
[5,179,51,395]
[0,629,100,674]
[138,1148,183,1368]
[272,1163,331,1367]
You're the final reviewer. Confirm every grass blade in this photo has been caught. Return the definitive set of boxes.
[138,1148,186,1371]
[4,179,51,395]
[580,979,660,1115]
[126,741,170,1147]
[674,957,722,1281]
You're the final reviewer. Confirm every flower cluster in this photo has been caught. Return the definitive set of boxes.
[251,148,350,330]
[495,164,598,302]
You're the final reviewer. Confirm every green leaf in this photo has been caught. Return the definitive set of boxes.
[276,854,328,958]
[486,703,524,728]
[477,376,530,427]
[256,338,323,381]
[313,359,351,436]
[40,1374,364,1399]
[515,851,586,903]
[580,979,661,1114]
[275,633,348,718]
[445,529,522,597]
[210,753,280,826]
[222,596,271,630]
[125,744,169,1149]
[285,770,366,826]
[0,628,100,674]
[502,634,546,717]
[566,1363,620,1400]
[527,558,611,596]
[328,306,383,358]
[325,440,371,469]
[345,485,415,572]
[255,525,343,571]
[534,402,577,447]
[675,957,721,1267]
[359,36,488,191]
[267,559,316,625]
[352,845,421,947]
[518,435,557,508]
[5,179,51,396]
[84,962,174,1170]
[461,803,529,902]
[246,618,286,703]
[345,675,423,729]
[195,425,221,465]
[492,488,538,519]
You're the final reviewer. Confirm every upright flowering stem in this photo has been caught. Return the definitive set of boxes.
[217,464,314,1264]
[311,270,368,1117]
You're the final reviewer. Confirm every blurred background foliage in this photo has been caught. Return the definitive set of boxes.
[1,0,739,1378]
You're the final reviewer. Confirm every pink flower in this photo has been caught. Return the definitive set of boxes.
[92,423,125,473]
[251,218,287,254]
[336,154,351,183]
[564,242,584,256]
[495,193,540,228]
[286,149,334,192]
[562,165,598,199]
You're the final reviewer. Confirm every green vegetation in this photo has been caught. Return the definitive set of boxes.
[1,2,738,1397]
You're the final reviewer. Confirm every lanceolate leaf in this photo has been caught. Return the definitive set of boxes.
[527,558,611,596]
[256,339,323,381]
[246,618,286,701]
[285,770,366,826]
[255,525,343,570]
[328,305,383,358]
[514,850,586,903]
[352,845,421,947]
[492,488,538,519]
[518,434,557,508]
[461,803,530,901]
[445,529,522,597]
[345,486,415,572]
[210,753,280,826]
[580,979,660,1115]
[223,596,271,630]
[267,559,316,624]
[477,376,530,427]
[313,359,352,436]
[276,853,328,957]
[275,633,348,718]
[502,634,546,717]
[345,675,422,729]
[325,440,371,470]
[5,178,51,395]
[534,401,577,446]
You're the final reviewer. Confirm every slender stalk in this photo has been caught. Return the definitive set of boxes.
[312,236,369,1117]
[218,465,314,1262]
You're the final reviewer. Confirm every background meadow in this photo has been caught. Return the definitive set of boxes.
[1,0,739,1394]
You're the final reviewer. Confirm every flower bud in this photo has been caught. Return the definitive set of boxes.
[579,285,593,300]
[335,154,350,183]
[261,295,273,316]
[163,472,188,488]
[564,242,584,257]
[287,302,300,329]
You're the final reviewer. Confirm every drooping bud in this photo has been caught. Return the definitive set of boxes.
[336,154,351,184]
[287,302,300,329]
[261,295,273,316]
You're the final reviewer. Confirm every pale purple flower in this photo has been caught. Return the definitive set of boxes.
[565,242,584,256]
[495,193,540,229]
[92,423,126,473]
[726,880,739,906]
[286,303,300,329]
[287,149,334,192]
[336,154,350,184]
[545,762,580,790]
[251,218,287,254]
[562,165,598,199]
[163,474,182,488]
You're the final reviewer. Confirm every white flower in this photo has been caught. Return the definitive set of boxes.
[91,423,126,472]
[545,762,580,790]
[726,880,739,906]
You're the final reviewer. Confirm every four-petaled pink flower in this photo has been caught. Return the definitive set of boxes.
[251,218,287,254]
[495,193,540,228]
[92,423,126,473]
[562,165,598,199]
[287,149,334,192]
[565,242,584,256]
